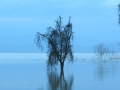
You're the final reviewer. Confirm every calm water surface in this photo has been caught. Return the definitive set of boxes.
[0,53,120,90]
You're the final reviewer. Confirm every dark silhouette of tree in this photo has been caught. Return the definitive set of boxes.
[118,4,120,24]
[35,16,74,71]
[47,70,73,90]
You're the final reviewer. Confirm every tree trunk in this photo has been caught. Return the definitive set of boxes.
[60,61,64,73]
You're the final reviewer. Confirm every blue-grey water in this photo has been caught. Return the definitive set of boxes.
[0,53,120,90]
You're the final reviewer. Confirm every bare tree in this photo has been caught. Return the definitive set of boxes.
[35,16,74,71]
[94,43,108,59]
[94,43,119,60]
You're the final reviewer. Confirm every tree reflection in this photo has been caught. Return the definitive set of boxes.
[95,61,119,80]
[47,70,73,90]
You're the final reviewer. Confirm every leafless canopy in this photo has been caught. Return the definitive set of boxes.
[94,43,110,59]
[35,16,74,70]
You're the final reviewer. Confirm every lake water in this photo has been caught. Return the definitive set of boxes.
[0,53,120,90]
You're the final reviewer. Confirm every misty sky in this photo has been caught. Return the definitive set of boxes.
[0,0,120,53]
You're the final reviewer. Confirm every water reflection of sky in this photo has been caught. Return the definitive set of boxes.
[0,53,120,90]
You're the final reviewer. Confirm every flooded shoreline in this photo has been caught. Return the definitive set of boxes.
[0,53,120,90]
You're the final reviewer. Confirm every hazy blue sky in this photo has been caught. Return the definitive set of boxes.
[0,0,120,53]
